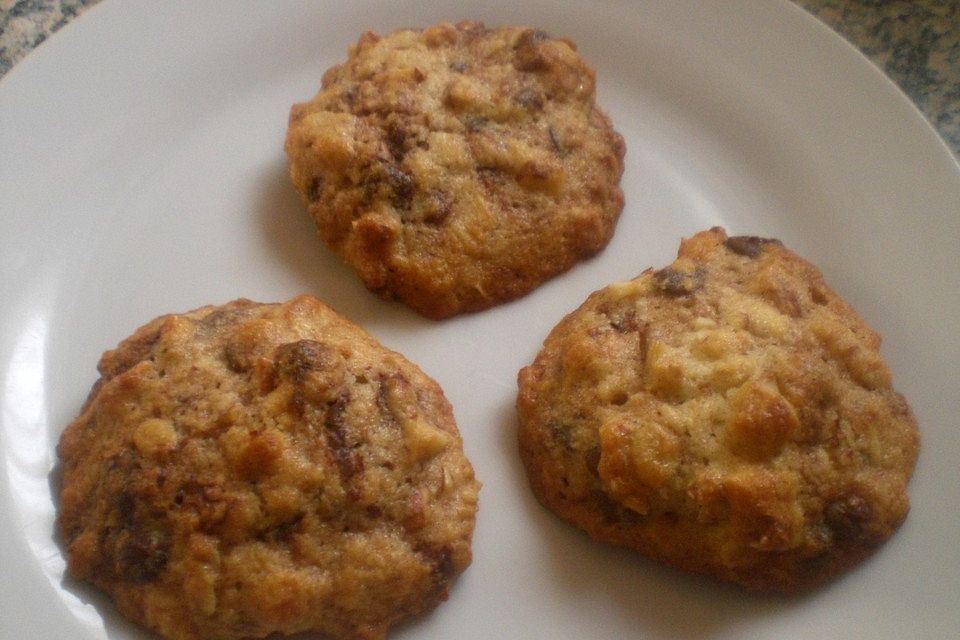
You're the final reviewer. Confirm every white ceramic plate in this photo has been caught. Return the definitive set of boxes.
[2,0,959,638]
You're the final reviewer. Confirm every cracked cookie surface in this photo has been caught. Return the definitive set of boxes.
[285,21,625,319]
[57,295,479,640]
[517,228,918,591]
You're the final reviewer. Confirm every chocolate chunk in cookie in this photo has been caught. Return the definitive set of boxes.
[57,295,480,640]
[285,21,625,319]
[517,228,918,592]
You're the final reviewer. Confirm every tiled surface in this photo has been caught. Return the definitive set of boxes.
[0,0,98,75]
[798,0,959,157]
[1,0,958,158]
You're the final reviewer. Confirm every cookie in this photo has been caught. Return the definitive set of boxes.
[285,21,625,319]
[57,295,480,640]
[517,228,918,592]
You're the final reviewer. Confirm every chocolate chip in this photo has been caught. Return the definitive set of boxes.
[116,528,169,583]
[98,326,162,379]
[724,235,782,258]
[385,125,408,160]
[307,176,323,201]
[465,116,486,132]
[375,377,400,428]
[114,490,137,526]
[592,490,622,524]
[324,392,361,482]
[824,492,873,543]
[382,162,415,209]
[609,309,639,333]
[548,422,572,448]
[201,308,241,329]
[548,125,563,154]
[661,510,680,526]
[274,340,331,383]
[431,547,455,579]
[517,29,550,46]
[169,482,226,528]
[259,513,304,542]
[514,29,552,72]
[375,379,393,421]
[585,446,601,478]
[653,267,704,296]
[620,507,644,524]
[418,544,456,596]
[423,190,452,225]
[589,490,646,525]
[274,340,347,415]
[224,341,251,373]
[513,87,545,110]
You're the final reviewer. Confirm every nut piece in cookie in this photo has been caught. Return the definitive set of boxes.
[285,21,625,319]
[57,295,480,640]
[517,228,918,592]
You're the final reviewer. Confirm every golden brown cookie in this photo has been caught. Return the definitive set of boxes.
[57,295,480,640]
[285,21,625,319]
[517,228,918,592]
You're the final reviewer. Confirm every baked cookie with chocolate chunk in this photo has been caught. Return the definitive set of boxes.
[285,21,625,319]
[57,295,479,640]
[517,228,918,592]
